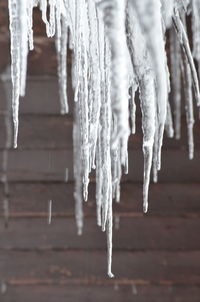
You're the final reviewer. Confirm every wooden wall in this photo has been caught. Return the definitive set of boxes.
[0,2,200,301]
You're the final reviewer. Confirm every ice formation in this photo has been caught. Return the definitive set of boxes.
[7,0,200,276]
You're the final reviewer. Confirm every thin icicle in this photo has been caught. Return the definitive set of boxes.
[165,101,174,138]
[56,16,69,114]
[114,214,120,230]
[27,0,34,51]
[139,73,156,213]
[107,195,114,278]
[19,0,29,97]
[8,0,20,148]
[129,83,137,135]
[73,104,84,236]
[48,200,52,225]
[192,0,200,76]
[181,49,195,160]
[170,27,182,139]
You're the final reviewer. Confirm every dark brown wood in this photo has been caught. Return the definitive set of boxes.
[0,216,199,251]
[0,148,199,182]
[1,182,200,217]
[1,250,200,285]
[1,77,74,114]
[0,114,200,150]
[2,285,200,302]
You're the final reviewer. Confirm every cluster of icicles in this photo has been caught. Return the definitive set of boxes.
[7,0,200,277]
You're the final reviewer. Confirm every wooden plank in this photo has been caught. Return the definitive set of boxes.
[0,115,73,149]
[0,114,200,150]
[0,37,9,72]
[2,149,72,182]
[0,250,200,285]
[1,285,200,302]
[17,116,73,150]
[1,77,73,114]
[0,3,8,36]
[0,149,200,182]
[1,182,200,217]
[0,216,199,250]
[4,115,200,151]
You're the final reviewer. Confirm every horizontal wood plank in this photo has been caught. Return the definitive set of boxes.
[0,114,200,151]
[1,285,200,302]
[1,77,74,115]
[0,182,200,217]
[0,216,199,251]
[0,149,200,182]
[0,250,200,285]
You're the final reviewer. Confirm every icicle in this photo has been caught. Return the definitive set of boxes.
[181,46,195,160]
[161,0,174,28]
[126,2,157,213]
[98,0,130,150]
[8,0,20,148]
[131,0,168,172]
[87,1,101,172]
[3,199,9,229]
[129,83,137,135]
[100,38,112,232]
[132,284,138,295]
[19,0,29,97]
[27,0,34,51]
[139,73,156,213]
[152,126,159,183]
[48,200,52,224]
[165,101,174,138]
[8,0,32,147]
[192,0,200,76]
[56,16,69,114]
[0,281,7,295]
[64,168,69,182]
[170,27,182,139]
[39,0,49,34]
[114,214,120,230]
[173,5,200,107]
[107,198,114,278]
[73,104,84,236]
[95,10,105,227]
[48,0,56,37]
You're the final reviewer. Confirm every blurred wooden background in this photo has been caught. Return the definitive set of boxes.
[0,2,200,301]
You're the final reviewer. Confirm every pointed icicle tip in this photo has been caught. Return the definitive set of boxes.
[77,227,83,236]
[143,202,148,214]
[108,272,115,278]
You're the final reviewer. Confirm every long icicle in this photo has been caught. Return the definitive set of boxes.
[8,0,20,148]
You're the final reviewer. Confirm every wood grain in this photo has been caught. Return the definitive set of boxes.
[0,114,200,150]
[2,285,200,302]
[1,250,200,285]
[1,182,200,217]
[0,216,199,250]
[0,148,200,182]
